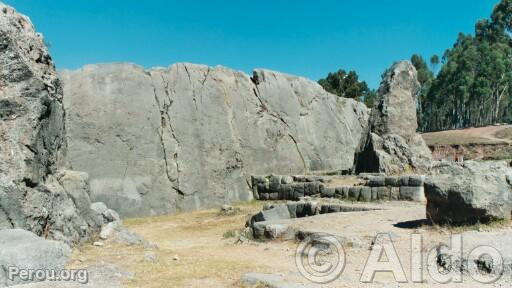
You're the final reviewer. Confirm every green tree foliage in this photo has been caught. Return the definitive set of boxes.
[430,54,440,72]
[318,69,376,108]
[421,0,512,131]
[410,54,434,129]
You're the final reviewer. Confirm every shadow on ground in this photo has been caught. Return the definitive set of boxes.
[393,219,431,229]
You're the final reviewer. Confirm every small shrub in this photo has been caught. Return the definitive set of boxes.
[223,229,238,239]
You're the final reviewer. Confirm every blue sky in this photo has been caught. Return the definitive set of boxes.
[5,0,498,88]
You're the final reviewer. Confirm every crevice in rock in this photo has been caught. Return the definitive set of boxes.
[159,73,172,104]
[252,88,268,113]
[288,134,307,173]
[220,82,249,200]
[0,202,15,228]
[22,177,38,188]
[154,111,172,183]
[173,186,185,212]
[149,72,183,210]
[183,65,198,110]
[201,67,211,87]
[250,84,290,128]
[183,64,192,84]
[172,152,181,196]
[24,144,36,154]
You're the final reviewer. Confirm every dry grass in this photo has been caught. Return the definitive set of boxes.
[68,201,287,288]
[420,219,512,234]
[66,199,512,287]
[422,125,512,146]
[422,132,499,146]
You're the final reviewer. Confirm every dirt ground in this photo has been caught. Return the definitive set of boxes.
[422,124,512,146]
[67,200,512,288]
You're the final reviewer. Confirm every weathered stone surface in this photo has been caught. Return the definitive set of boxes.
[359,187,371,202]
[0,3,64,184]
[320,185,335,198]
[61,63,369,217]
[408,175,425,186]
[385,176,398,187]
[258,223,295,240]
[390,187,400,200]
[269,175,282,191]
[334,186,344,198]
[285,201,320,218]
[376,186,390,200]
[399,176,410,186]
[304,182,319,196]
[371,62,419,139]
[281,175,294,184]
[90,202,108,217]
[368,176,385,187]
[371,187,379,201]
[425,161,512,224]
[56,170,91,213]
[355,61,432,175]
[341,186,350,198]
[0,4,102,245]
[251,205,291,224]
[99,221,120,240]
[348,186,361,200]
[399,186,425,202]
[0,229,71,286]
[278,184,293,200]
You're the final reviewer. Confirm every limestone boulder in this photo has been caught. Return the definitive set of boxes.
[425,161,512,225]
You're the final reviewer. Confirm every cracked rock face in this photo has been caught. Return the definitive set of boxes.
[0,3,64,185]
[60,63,369,217]
[0,3,101,245]
[355,61,432,174]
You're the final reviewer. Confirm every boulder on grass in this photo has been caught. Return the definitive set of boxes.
[250,205,291,224]
[425,161,512,225]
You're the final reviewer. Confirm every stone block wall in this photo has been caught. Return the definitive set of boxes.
[252,174,426,202]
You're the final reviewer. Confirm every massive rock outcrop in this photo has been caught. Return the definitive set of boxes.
[60,63,369,217]
[0,3,101,245]
[355,61,432,174]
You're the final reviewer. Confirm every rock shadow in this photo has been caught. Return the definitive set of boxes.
[393,219,431,229]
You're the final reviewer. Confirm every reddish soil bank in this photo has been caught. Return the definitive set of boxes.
[429,143,512,161]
